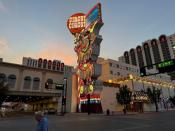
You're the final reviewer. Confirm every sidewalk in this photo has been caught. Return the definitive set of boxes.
[0,111,34,120]
[1,110,175,120]
[59,109,175,117]
[57,111,138,117]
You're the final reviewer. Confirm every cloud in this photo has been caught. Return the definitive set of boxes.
[0,38,8,54]
[35,42,77,66]
[0,1,7,12]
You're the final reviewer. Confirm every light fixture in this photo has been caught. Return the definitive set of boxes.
[108,79,112,83]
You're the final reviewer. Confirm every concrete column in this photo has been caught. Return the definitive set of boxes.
[16,68,24,91]
[70,74,78,112]
[41,71,46,92]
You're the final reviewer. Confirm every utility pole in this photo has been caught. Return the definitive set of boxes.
[63,77,67,114]
[61,89,65,115]
[87,94,91,115]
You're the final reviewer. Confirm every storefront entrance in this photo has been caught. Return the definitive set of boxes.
[79,94,103,113]
[132,102,143,112]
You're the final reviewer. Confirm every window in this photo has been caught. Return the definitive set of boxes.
[23,76,32,89]
[124,51,130,64]
[116,64,119,68]
[130,49,137,66]
[33,77,40,90]
[109,63,113,67]
[47,79,53,89]
[110,71,113,75]
[117,72,120,76]
[8,74,16,88]
[0,73,6,83]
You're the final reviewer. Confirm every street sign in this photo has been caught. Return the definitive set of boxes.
[55,84,64,90]
[158,60,174,68]
[157,59,175,73]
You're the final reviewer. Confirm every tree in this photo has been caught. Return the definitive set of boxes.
[169,96,175,105]
[146,86,161,112]
[116,85,132,114]
[0,80,8,107]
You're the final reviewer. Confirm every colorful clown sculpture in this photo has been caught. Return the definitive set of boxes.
[67,3,103,107]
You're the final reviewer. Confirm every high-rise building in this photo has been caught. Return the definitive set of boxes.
[169,34,175,57]
[119,34,175,67]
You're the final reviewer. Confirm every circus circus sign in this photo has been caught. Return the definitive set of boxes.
[67,13,86,34]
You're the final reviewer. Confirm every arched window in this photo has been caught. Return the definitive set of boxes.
[151,39,161,63]
[130,49,137,66]
[143,43,153,68]
[136,46,144,67]
[159,35,171,60]
[47,79,53,89]
[124,51,130,64]
[8,74,16,88]
[0,73,6,83]
[33,77,40,90]
[23,76,32,89]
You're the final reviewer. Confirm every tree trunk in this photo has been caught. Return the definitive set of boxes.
[123,105,127,115]
[155,101,158,112]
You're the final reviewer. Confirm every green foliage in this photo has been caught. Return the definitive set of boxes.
[0,80,8,107]
[169,96,175,105]
[146,86,161,112]
[116,85,132,105]
[146,87,161,103]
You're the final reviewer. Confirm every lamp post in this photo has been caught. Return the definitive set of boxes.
[63,77,67,114]
[87,93,91,115]
[61,87,64,115]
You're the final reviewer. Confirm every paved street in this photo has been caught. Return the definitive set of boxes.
[0,111,175,131]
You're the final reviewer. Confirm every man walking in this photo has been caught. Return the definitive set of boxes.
[35,111,48,131]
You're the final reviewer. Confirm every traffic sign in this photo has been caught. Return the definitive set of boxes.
[157,59,175,73]
[55,84,64,90]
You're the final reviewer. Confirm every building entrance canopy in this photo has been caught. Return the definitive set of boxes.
[2,91,61,103]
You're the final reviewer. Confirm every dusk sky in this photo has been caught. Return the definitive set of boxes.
[0,0,175,66]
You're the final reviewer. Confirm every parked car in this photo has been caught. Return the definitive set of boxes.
[47,108,57,114]
[43,108,48,114]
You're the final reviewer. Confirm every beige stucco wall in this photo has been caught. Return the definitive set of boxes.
[144,103,156,112]
[101,87,123,112]
[70,74,78,112]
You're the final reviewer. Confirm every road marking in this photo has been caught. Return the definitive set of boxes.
[109,124,150,131]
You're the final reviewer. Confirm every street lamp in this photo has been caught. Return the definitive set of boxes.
[63,77,67,114]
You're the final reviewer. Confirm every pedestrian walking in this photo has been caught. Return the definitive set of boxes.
[106,109,110,116]
[0,107,6,117]
[35,111,48,131]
